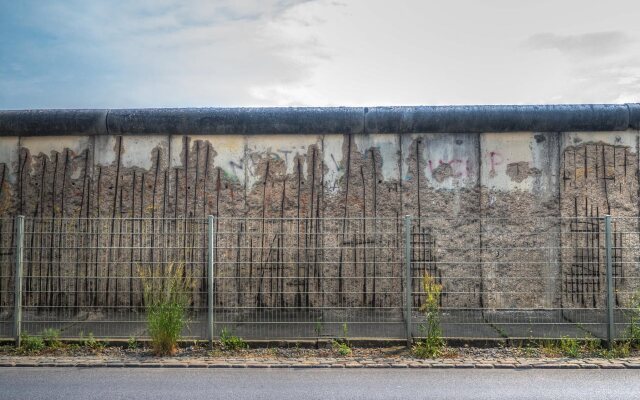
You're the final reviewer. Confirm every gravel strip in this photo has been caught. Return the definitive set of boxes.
[2,345,639,369]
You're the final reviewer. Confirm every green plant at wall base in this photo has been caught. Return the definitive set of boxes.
[412,274,445,359]
[79,331,104,350]
[19,332,44,353]
[600,340,631,358]
[127,336,138,350]
[41,328,62,349]
[332,340,352,356]
[582,335,601,355]
[559,336,580,358]
[140,262,194,356]
[624,291,640,346]
[329,323,352,356]
[219,328,248,351]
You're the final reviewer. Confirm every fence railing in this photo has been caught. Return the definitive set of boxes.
[1,215,638,343]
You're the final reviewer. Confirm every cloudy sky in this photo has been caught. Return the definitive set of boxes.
[1,0,640,108]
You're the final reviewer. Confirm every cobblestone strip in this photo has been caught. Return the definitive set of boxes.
[2,356,640,369]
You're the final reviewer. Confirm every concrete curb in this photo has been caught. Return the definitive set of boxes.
[1,358,639,369]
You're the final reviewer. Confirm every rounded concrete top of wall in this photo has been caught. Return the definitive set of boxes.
[1,104,639,136]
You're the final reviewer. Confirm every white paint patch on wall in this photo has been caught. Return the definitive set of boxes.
[246,135,322,189]
[0,137,18,184]
[94,135,117,166]
[421,133,478,190]
[21,136,92,168]
[210,135,246,185]
[481,133,536,192]
[353,134,399,181]
[322,134,345,193]
[121,136,168,170]
[169,135,185,168]
[173,135,246,185]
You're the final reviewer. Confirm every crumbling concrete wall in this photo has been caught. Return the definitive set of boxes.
[480,132,561,310]
[0,129,639,313]
[559,132,640,310]
[400,133,481,309]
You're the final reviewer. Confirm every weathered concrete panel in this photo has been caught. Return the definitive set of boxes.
[559,130,640,309]
[246,135,322,190]
[321,134,345,195]
[2,126,639,313]
[0,137,18,214]
[480,132,561,309]
[18,136,94,217]
[353,134,400,182]
[398,133,481,308]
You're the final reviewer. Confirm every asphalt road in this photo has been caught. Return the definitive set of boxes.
[0,367,638,400]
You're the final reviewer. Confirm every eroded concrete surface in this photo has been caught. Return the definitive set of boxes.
[0,130,639,314]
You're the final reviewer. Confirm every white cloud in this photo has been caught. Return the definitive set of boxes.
[525,31,633,58]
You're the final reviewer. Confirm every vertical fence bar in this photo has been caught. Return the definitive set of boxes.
[403,215,412,346]
[13,215,24,347]
[604,215,615,347]
[207,215,215,346]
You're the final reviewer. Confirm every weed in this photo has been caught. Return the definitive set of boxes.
[219,328,248,351]
[19,332,44,353]
[146,302,186,355]
[127,336,138,350]
[332,340,352,356]
[624,291,640,347]
[601,341,631,358]
[41,328,62,349]
[341,323,349,341]
[329,323,352,356]
[140,262,193,356]
[559,336,580,358]
[582,335,602,355]
[79,331,104,351]
[412,274,445,359]
[412,335,444,358]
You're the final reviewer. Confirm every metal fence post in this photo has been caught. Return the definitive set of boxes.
[207,215,216,347]
[403,215,412,347]
[13,215,24,347]
[604,214,615,347]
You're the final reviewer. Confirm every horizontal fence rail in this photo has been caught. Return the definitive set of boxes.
[0,215,639,343]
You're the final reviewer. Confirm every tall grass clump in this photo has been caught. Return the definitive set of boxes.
[19,332,44,353]
[624,290,640,347]
[413,274,445,358]
[219,328,248,351]
[332,323,352,356]
[140,262,194,356]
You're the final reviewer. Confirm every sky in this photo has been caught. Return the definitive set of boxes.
[1,0,640,109]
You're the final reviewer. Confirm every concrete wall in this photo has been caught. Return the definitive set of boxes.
[1,105,640,312]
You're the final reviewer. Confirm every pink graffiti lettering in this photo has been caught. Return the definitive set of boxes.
[489,151,503,176]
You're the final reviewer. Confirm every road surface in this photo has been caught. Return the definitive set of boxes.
[0,367,638,399]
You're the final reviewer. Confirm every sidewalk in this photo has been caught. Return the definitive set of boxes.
[2,353,639,369]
